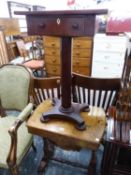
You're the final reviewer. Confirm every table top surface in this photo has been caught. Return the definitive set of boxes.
[27,99,106,150]
[15,9,108,16]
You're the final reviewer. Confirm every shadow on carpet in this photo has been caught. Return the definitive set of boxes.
[0,136,103,175]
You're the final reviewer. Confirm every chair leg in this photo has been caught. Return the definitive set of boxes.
[88,151,96,175]
[9,165,19,175]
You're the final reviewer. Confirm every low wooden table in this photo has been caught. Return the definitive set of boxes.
[27,99,106,174]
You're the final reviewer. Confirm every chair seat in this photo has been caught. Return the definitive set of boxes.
[0,116,32,168]
[23,60,44,70]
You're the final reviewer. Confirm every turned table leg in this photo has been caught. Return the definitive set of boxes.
[38,138,54,174]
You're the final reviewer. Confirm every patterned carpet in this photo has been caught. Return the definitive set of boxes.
[0,135,103,175]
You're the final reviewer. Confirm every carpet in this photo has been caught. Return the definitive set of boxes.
[0,136,103,175]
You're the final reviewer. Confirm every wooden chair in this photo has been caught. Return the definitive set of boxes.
[72,73,121,174]
[0,29,9,66]
[101,51,131,175]
[0,64,35,175]
[16,39,45,77]
[72,73,121,113]
[32,76,61,107]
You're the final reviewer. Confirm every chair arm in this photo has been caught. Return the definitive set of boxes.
[17,103,33,121]
[6,103,33,167]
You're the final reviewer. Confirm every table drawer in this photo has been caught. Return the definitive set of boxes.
[44,47,60,56]
[73,57,91,66]
[73,37,93,49]
[45,64,61,76]
[73,48,92,57]
[29,17,85,36]
[43,37,61,48]
[73,66,91,75]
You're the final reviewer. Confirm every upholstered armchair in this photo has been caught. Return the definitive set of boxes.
[0,64,34,175]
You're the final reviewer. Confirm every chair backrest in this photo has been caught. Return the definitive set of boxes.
[0,29,9,66]
[32,77,61,106]
[72,73,121,113]
[0,64,33,111]
[16,39,29,59]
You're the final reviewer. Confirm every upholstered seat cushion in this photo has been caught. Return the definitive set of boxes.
[0,116,32,168]
[23,60,44,69]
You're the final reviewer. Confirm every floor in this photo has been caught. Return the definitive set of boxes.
[0,136,103,175]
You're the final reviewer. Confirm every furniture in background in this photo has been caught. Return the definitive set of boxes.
[0,18,20,37]
[0,64,35,175]
[0,18,21,61]
[16,39,45,77]
[43,36,61,76]
[101,50,131,175]
[92,33,127,78]
[101,117,131,175]
[32,76,61,106]
[72,73,121,113]
[72,36,93,75]
[0,29,9,66]
[43,36,93,76]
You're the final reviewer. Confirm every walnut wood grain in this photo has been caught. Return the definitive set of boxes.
[27,99,106,150]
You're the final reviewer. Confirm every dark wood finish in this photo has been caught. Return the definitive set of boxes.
[15,10,107,37]
[122,50,131,85]
[16,9,108,174]
[102,118,131,175]
[15,9,108,125]
[101,49,131,175]
[72,73,121,113]
[32,76,61,106]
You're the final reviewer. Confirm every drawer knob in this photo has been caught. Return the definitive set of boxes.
[52,58,56,62]
[76,43,80,47]
[51,43,55,47]
[72,24,79,29]
[76,60,80,64]
[39,23,46,28]
[76,52,80,55]
[53,68,57,72]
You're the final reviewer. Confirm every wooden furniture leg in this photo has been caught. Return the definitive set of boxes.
[38,138,54,174]
[101,142,118,175]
